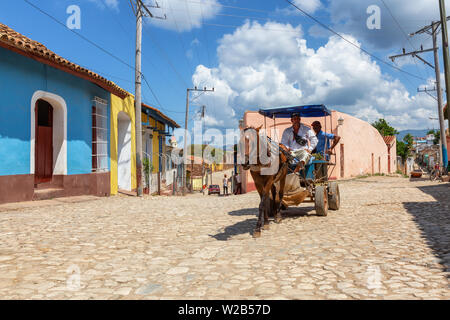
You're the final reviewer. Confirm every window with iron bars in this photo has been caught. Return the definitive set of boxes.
[92,97,108,172]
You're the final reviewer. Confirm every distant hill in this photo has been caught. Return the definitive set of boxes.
[396,129,429,141]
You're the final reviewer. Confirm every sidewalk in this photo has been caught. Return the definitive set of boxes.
[0,195,102,213]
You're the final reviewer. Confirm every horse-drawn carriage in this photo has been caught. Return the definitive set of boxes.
[241,104,341,237]
[258,105,341,217]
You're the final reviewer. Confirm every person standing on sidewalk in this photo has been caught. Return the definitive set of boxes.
[223,174,228,196]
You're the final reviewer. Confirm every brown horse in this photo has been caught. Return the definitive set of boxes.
[241,126,289,238]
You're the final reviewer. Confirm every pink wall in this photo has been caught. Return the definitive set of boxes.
[242,111,395,193]
[447,136,450,162]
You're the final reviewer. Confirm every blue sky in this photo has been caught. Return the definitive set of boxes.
[1,0,448,132]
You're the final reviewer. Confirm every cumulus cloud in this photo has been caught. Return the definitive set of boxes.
[144,0,221,32]
[191,20,438,131]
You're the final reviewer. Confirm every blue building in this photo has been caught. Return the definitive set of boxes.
[0,23,129,204]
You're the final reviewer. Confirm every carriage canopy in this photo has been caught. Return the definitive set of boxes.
[258,104,331,118]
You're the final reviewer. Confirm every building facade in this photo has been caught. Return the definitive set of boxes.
[0,23,128,204]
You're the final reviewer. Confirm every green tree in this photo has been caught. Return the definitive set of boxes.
[397,140,410,162]
[397,133,414,162]
[434,130,440,145]
[403,133,413,147]
[372,119,399,136]
[427,129,440,145]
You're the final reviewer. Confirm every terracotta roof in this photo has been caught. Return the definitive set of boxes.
[142,103,180,128]
[383,136,396,146]
[0,23,128,98]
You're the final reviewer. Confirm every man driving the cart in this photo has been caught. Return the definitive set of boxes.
[281,112,318,173]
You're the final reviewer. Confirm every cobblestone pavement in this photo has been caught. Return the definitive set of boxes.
[0,176,449,300]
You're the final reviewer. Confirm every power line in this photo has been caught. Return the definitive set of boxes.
[24,0,183,118]
[186,0,272,14]
[379,0,428,82]
[202,22,311,34]
[167,0,198,76]
[142,23,189,88]
[22,0,136,72]
[284,0,427,81]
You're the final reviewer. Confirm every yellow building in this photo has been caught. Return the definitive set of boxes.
[109,96,179,195]
[110,94,137,195]
[141,103,180,175]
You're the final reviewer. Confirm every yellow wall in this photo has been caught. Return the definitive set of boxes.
[110,94,137,195]
[142,112,166,173]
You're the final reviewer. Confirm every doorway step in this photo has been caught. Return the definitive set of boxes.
[33,188,65,201]
[33,178,65,201]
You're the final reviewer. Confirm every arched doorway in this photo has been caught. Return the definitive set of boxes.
[117,112,132,191]
[35,99,53,184]
[30,91,67,180]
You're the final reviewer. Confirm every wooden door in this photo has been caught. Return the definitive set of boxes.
[35,100,53,184]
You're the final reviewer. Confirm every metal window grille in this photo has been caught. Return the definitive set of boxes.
[92,97,108,172]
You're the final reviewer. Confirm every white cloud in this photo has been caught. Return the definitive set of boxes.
[293,0,322,14]
[191,20,438,131]
[145,0,221,32]
[280,0,322,15]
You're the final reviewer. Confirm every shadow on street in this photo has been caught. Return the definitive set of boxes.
[210,205,316,241]
[403,183,450,276]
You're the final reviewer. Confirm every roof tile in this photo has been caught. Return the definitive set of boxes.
[0,22,128,98]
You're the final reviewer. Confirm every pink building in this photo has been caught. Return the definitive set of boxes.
[241,110,397,193]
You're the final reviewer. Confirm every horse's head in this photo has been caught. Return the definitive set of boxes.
[240,125,262,170]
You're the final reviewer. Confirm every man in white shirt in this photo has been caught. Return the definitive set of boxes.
[281,113,318,172]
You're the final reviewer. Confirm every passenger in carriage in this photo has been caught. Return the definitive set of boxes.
[281,113,318,172]
[311,121,341,160]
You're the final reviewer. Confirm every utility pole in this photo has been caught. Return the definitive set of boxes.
[390,20,449,171]
[134,0,143,196]
[417,86,438,101]
[201,105,206,194]
[439,0,450,132]
[131,0,166,196]
[182,87,214,195]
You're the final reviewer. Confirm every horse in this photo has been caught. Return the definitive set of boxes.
[240,125,289,238]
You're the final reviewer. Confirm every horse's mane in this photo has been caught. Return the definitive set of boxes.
[243,125,263,132]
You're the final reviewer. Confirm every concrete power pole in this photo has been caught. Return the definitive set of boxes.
[432,22,449,170]
[201,105,206,194]
[390,20,449,170]
[182,87,214,195]
[135,0,143,196]
[132,0,166,196]
[439,0,450,132]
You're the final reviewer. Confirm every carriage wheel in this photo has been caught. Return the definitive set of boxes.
[315,185,328,216]
[328,182,340,210]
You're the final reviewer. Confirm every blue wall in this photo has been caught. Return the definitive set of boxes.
[0,47,110,176]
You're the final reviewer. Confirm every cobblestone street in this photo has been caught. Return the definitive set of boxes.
[0,176,449,299]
